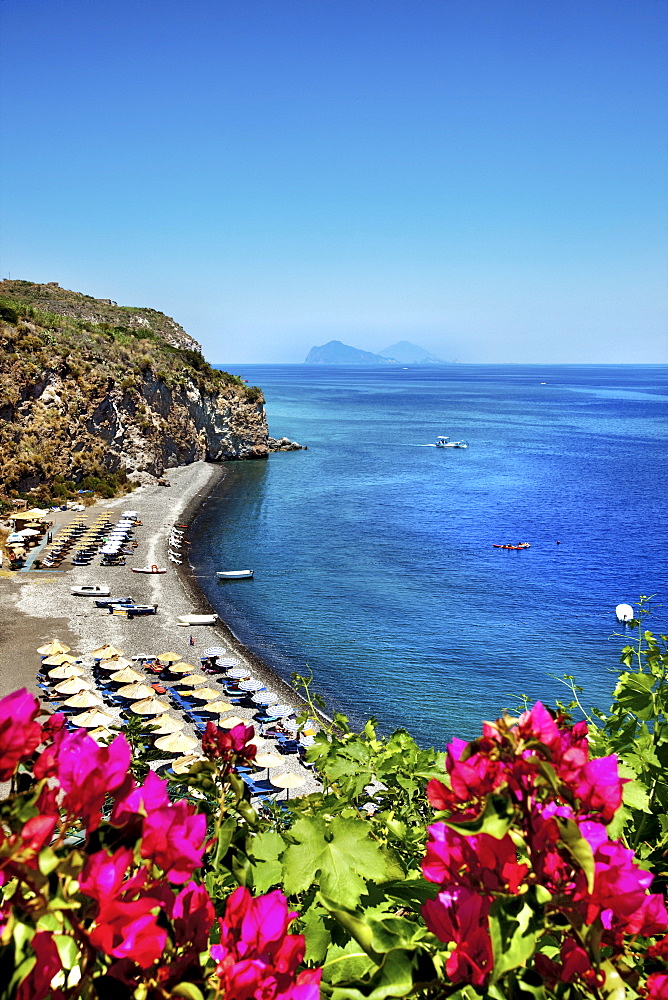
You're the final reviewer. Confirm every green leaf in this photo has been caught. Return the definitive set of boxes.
[556,817,595,891]
[622,779,652,813]
[613,671,656,720]
[282,817,391,907]
[444,794,514,840]
[489,895,543,982]
[378,876,440,911]
[170,985,205,1000]
[300,903,334,965]
[53,934,79,971]
[323,938,377,985]
[37,847,59,876]
[250,828,286,892]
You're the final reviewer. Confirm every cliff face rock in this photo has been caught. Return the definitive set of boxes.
[0,281,268,495]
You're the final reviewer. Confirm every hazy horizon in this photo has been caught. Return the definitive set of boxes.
[1,0,666,365]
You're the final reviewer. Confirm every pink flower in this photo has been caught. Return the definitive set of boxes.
[572,755,624,823]
[47,729,131,831]
[211,887,321,1000]
[423,887,493,987]
[110,768,170,826]
[422,822,527,895]
[0,689,43,780]
[88,896,167,969]
[78,847,138,903]
[140,799,207,883]
[648,974,668,999]
[16,930,62,1000]
[202,720,257,764]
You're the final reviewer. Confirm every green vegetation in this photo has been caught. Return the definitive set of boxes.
[0,280,264,500]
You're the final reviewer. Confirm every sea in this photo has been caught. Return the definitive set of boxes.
[189,364,668,748]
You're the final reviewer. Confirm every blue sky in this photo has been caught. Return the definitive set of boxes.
[1,0,666,363]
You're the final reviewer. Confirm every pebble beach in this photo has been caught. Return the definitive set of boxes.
[0,461,321,800]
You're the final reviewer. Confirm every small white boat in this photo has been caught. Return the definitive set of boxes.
[178,614,218,625]
[131,565,167,574]
[436,436,468,448]
[216,570,254,579]
[70,584,111,597]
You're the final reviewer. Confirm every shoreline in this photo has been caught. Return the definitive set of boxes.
[0,460,322,797]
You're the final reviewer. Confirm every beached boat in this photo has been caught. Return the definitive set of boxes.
[71,584,111,597]
[178,614,218,625]
[216,570,254,579]
[131,565,167,574]
[95,596,135,607]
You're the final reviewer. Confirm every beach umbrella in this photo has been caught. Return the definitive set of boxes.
[42,653,78,666]
[254,752,284,779]
[271,772,306,800]
[70,708,114,728]
[37,640,71,656]
[97,657,134,672]
[54,677,92,695]
[47,664,86,680]
[268,704,294,718]
[157,652,182,664]
[63,690,105,709]
[149,714,185,735]
[88,727,115,745]
[282,718,299,733]
[173,673,207,686]
[154,732,199,755]
[91,644,124,659]
[116,682,158,700]
[202,700,234,715]
[129,698,171,716]
[109,667,144,684]
[172,753,207,775]
[252,691,279,706]
[227,667,250,679]
[239,678,265,692]
[202,647,227,657]
[218,715,248,730]
[187,687,224,702]
[167,661,198,674]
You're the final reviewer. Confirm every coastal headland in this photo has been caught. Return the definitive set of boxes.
[0,461,321,798]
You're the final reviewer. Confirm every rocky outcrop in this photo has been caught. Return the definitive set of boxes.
[268,436,306,452]
[0,282,270,496]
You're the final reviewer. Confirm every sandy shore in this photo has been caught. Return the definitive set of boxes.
[0,461,321,799]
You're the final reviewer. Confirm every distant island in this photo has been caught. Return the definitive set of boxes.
[304,339,448,365]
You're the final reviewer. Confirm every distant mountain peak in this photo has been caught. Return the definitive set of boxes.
[378,341,444,364]
[305,340,396,365]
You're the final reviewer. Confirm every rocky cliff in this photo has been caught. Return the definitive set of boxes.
[0,280,269,499]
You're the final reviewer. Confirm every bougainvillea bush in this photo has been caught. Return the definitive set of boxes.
[2,607,668,999]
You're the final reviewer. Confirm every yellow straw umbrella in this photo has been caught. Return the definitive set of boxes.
[54,677,92,695]
[270,772,307,799]
[202,700,234,715]
[109,667,145,684]
[149,714,185,735]
[98,657,134,673]
[37,640,71,656]
[88,727,115,745]
[184,687,222,702]
[116,682,158,700]
[129,698,171,716]
[91,644,125,659]
[217,715,248,730]
[174,673,207,686]
[48,664,86,679]
[167,661,198,674]
[255,752,284,779]
[157,652,182,664]
[172,754,207,774]
[70,708,114,728]
[63,690,104,709]
[154,732,199,754]
[42,653,78,666]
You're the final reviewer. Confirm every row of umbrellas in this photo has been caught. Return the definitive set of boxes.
[36,638,311,792]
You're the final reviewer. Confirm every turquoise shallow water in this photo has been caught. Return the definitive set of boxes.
[189,364,668,746]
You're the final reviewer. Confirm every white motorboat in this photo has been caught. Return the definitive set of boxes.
[178,614,218,625]
[70,584,111,597]
[131,565,167,574]
[436,436,468,448]
[216,570,254,579]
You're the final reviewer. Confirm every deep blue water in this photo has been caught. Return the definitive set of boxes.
[189,364,668,747]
